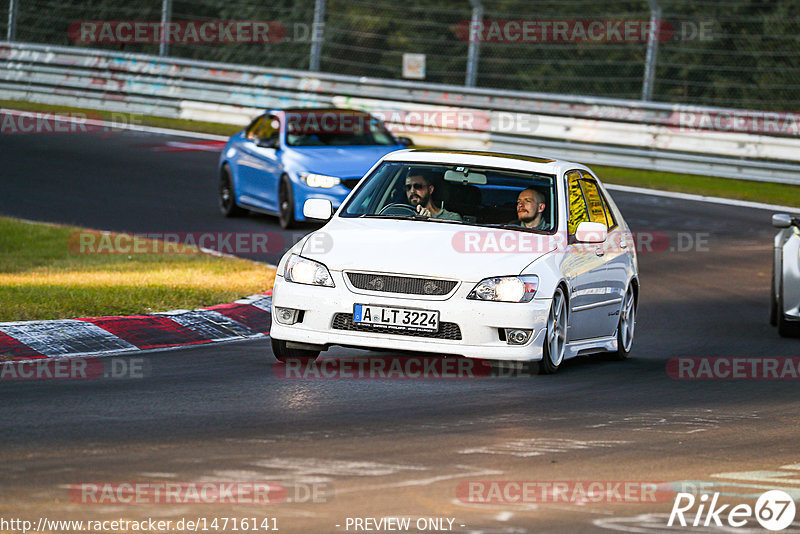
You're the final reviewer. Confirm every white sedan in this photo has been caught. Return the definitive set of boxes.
[270,150,639,374]
[771,213,800,337]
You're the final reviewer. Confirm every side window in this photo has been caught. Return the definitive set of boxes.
[579,180,609,227]
[246,114,279,143]
[245,116,265,140]
[567,171,589,235]
[579,171,617,229]
[599,190,616,229]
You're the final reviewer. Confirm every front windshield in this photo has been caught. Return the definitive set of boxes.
[285,110,397,147]
[341,161,557,232]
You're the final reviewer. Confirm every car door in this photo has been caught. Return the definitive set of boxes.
[561,171,613,341]
[236,114,283,211]
[577,174,627,337]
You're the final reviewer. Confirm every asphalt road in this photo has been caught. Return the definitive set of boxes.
[1,129,799,533]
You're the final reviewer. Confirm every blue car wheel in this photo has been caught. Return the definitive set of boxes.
[219,166,246,218]
[278,175,296,229]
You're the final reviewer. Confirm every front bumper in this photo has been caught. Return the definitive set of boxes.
[270,271,551,361]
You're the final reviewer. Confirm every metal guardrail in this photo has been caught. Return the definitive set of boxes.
[2,41,800,185]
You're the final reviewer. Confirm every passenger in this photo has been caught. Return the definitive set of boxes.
[510,187,549,230]
[405,169,462,221]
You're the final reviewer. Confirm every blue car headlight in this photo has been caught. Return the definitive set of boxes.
[300,172,341,188]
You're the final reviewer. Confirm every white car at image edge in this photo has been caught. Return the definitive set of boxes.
[771,213,800,337]
[270,149,640,374]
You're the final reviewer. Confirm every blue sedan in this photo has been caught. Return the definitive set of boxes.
[218,108,409,228]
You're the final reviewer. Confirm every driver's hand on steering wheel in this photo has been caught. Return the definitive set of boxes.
[416,205,432,217]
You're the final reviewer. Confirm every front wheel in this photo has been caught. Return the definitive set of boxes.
[609,284,636,360]
[539,287,567,375]
[278,176,296,229]
[777,292,800,338]
[271,337,320,363]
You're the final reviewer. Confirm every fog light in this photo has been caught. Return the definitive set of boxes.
[505,328,533,345]
[275,307,300,325]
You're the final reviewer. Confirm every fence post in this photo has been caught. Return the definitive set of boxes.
[7,0,18,41]
[159,0,172,57]
[465,0,483,87]
[309,0,326,71]
[642,0,661,101]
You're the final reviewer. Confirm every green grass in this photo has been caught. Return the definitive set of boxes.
[0,217,275,322]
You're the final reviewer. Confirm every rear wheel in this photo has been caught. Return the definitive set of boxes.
[278,176,296,229]
[609,284,636,360]
[539,286,567,375]
[219,166,245,217]
[271,337,320,363]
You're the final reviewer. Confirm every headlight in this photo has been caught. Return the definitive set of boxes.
[284,254,334,287]
[467,275,539,303]
[301,172,341,188]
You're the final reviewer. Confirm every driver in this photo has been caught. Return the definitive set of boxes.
[405,169,462,221]
[510,187,549,230]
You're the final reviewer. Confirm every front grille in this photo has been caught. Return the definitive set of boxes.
[342,178,361,189]
[346,272,457,296]
[332,313,462,340]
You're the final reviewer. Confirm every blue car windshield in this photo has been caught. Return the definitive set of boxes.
[341,161,558,232]
[285,110,397,147]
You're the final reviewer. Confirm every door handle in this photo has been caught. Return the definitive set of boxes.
[595,248,605,257]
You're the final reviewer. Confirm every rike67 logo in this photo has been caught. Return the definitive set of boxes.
[668,490,796,531]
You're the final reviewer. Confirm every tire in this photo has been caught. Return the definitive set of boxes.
[777,296,800,338]
[539,286,567,375]
[609,284,636,360]
[271,337,320,363]
[219,166,246,217]
[278,176,296,229]
[774,255,800,337]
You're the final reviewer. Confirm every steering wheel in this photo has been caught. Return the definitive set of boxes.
[377,203,418,216]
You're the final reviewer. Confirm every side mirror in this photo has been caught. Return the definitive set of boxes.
[396,136,413,147]
[772,213,793,228]
[303,199,333,221]
[575,221,608,243]
[256,137,277,149]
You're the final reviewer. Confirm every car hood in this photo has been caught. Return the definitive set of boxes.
[301,217,558,282]
[287,145,402,177]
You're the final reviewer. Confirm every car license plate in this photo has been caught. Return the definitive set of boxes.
[353,304,439,332]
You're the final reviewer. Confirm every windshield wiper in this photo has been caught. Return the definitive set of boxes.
[362,214,468,224]
[362,214,422,220]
